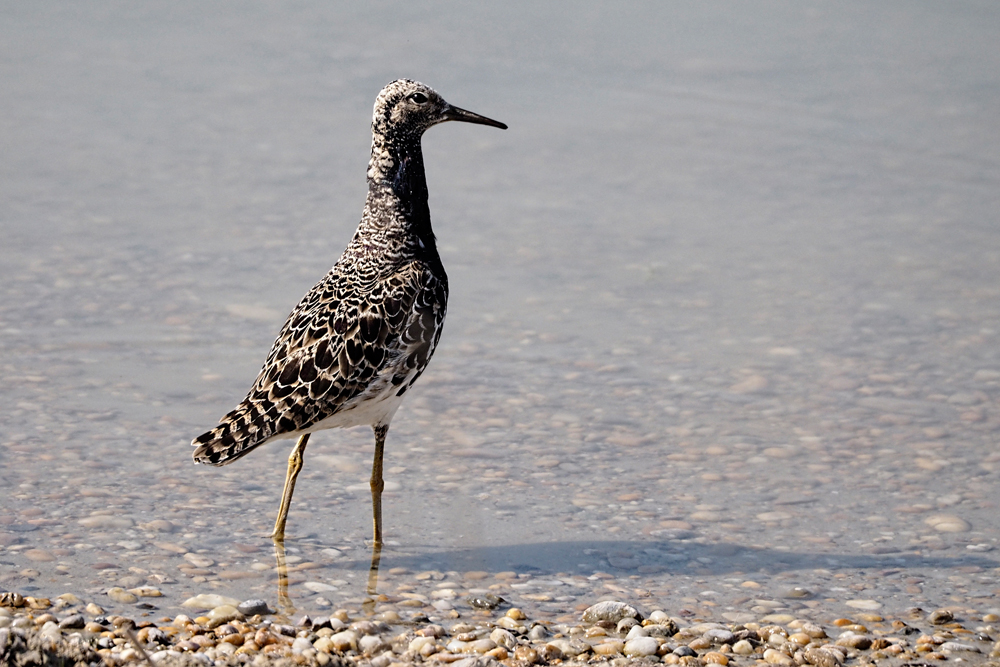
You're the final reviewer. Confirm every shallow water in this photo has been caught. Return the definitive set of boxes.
[2,2,999,623]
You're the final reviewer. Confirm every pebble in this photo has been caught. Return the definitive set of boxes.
[581,600,641,624]
[77,515,133,529]
[594,639,625,656]
[804,648,843,667]
[237,599,272,616]
[732,640,755,655]
[704,651,729,665]
[106,587,137,604]
[704,628,735,644]
[505,607,526,620]
[648,610,671,623]
[358,635,388,655]
[206,605,242,628]
[844,599,881,610]
[763,647,794,664]
[514,645,539,663]
[924,514,972,532]
[304,581,339,593]
[939,641,980,653]
[182,594,240,609]
[616,617,639,633]
[331,630,358,651]
[57,614,85,629]
[489,628,516,650]
[467,593,504,609]
[929,609,954,624]
[623,636,659,657]
[835,634,872,650]
[128,586,162,597]
[761,614,796,624]
[495,616,522,631]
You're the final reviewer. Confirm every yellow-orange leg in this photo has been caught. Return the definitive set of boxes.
[272,433,311,542]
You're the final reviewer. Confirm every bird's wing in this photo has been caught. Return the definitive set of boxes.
[191,260,446,465]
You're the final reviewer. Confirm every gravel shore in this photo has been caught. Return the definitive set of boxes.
[3,590,999,667]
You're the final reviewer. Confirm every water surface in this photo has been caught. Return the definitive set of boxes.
[1,2,999,622]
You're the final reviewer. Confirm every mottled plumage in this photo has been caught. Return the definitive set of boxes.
[191,79,505,542]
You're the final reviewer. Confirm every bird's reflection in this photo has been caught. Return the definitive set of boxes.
[272,539,295,617]
[271,536,384,618]
[363,539,383,616]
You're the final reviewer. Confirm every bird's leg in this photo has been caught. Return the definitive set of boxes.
[370,425,388,546]
[272,433,311,542]
[364,424,388,613]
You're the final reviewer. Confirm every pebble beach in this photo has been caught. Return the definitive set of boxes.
[4,590,1000,666]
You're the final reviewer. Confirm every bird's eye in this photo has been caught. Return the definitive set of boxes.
[409,92,428,104]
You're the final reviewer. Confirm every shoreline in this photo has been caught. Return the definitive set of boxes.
[3,590,999,667]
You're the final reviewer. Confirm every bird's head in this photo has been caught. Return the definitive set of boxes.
[371,79,507,148]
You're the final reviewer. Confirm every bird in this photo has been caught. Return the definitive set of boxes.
[192,79,506,546]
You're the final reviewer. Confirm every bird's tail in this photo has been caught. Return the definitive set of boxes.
[191,400,276,466]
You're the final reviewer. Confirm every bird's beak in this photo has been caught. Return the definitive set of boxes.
[442,104,508,130]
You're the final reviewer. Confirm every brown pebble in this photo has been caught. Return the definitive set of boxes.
[704,651,729,665]
[835,635,872,650]
[255,629,277,646]
[486,647,507,660]
[416,625,445,638]
[506,607,526,620]
[856,613,883,623]
[803,648,842,667]
[594,640,625,656]
[514,645,540,663]
[237,641,259,654]
[831,619,852,627]
[763,648,794,664]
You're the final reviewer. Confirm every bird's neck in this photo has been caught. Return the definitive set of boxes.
[363,138,434,241]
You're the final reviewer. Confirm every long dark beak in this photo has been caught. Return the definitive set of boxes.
[442,104,508,130]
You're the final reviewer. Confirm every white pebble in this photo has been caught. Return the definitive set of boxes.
[624,637,659,657]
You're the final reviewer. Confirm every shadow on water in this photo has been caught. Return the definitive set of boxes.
[339,539,999,578]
